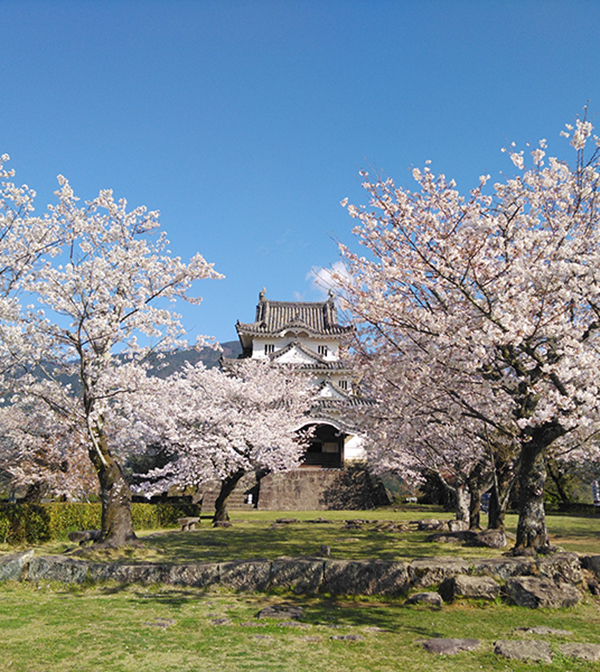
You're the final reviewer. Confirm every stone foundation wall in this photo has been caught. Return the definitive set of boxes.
[257,467,391,511]
[2,550,598,608]
[257,470,340,510]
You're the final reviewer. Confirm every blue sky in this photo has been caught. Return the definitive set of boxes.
[2,0,600,344]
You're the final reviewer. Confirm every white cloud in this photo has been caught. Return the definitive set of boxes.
[307,261,352,298]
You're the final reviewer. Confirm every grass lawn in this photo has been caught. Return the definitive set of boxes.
[2,507,600,671]
[1,582,600,671]
[6,505,600,564]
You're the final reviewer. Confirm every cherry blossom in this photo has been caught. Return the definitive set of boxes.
[5,171,222,547]
[339,111,600,550]
[120,359,313,523]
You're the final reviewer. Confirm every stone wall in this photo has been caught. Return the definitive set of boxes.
[257,466,391,511]
[2,550,598,607]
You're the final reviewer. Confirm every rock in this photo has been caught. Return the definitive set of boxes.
[275,518,298,524]
[256,604,303,620]
[67,530,102,545]
[421,638,481,655]
[277,620,310,628]
[269,558,324,594]
[559,643,600,661]
[466,529,507,549]
[0,550,34,581]
[318,545,331,557]
[505,576,580,608]
[405,592,443,607]
[439,574,501,602]
[581,554,600,579]
[537,552,583,584]
[408,557,470,588]
[28,555,89,583]
[331,635,365,642]
[515,626,572,636]
[213,520,232,528]
[424,532,464,544]
[324,559,409,596]
[446,519,469,532]
[145,618,175,629]
[211,617,231,625]
[471,556,535,580]
[164,563,221,588]
[494,639,552,663]
[220,560,271,591]
[88,563,166,584]
[417,519,443,531]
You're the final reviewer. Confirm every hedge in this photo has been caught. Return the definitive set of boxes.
[0,502,199,545]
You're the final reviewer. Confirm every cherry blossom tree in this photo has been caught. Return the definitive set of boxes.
[339,113,600,551]
[12,176,222,546]
[124,359,313,523]
[0,380,98,502]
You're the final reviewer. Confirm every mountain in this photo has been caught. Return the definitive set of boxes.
[146,340,243,378]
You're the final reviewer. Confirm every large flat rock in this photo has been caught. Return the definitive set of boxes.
[220,560,271,591]
[88,563,168,584]
[408,557,470,588]
[494,639,553,663]
[0,551,34,581]
[439,574,501,602]
[536,552,583,584]
[269,558,325,594]
[324,559,409,595]
[29,555,89,583]
[505,576,580,608]
[559,643,600,661]
[165,563,220,588]
[470,556,535,580]
[421,638,481,655]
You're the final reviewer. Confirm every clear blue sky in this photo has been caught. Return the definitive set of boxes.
[2,0,600,344]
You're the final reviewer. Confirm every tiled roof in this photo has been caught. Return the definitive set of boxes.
[236,291,353,337]
[220,355,351,374]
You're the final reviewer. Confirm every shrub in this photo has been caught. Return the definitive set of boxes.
[0,502,198,545]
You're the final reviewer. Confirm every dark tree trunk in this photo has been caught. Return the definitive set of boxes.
[487,459,515,533]
[546,459,572,505]
[513,422,566,552]
[514,438,549,551]
[21,482,44,503]
[213,469,246,524]
[468,484,482,530]
[487,486,506,532]
[87,427,139,548]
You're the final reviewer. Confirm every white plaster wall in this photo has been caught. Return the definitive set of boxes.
[344,434,367,461]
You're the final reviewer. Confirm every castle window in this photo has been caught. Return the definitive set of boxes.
[317,345,328,357]
[339,379,348,390]
[264,344,275,355]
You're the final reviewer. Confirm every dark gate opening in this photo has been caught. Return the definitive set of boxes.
[301,423,344,468]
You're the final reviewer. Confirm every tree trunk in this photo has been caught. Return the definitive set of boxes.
[487,450,518,533]
[455,483,471,522]
[514,439,549,552]
[468,484,481,530]
[487,486,506,532]
[87,425,139,548]
[213,469,246,524]
[21,482,44,503]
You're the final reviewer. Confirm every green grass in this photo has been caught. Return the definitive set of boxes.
[4,506,600,564]
[3,507,600,671]
[1,581,600,671]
